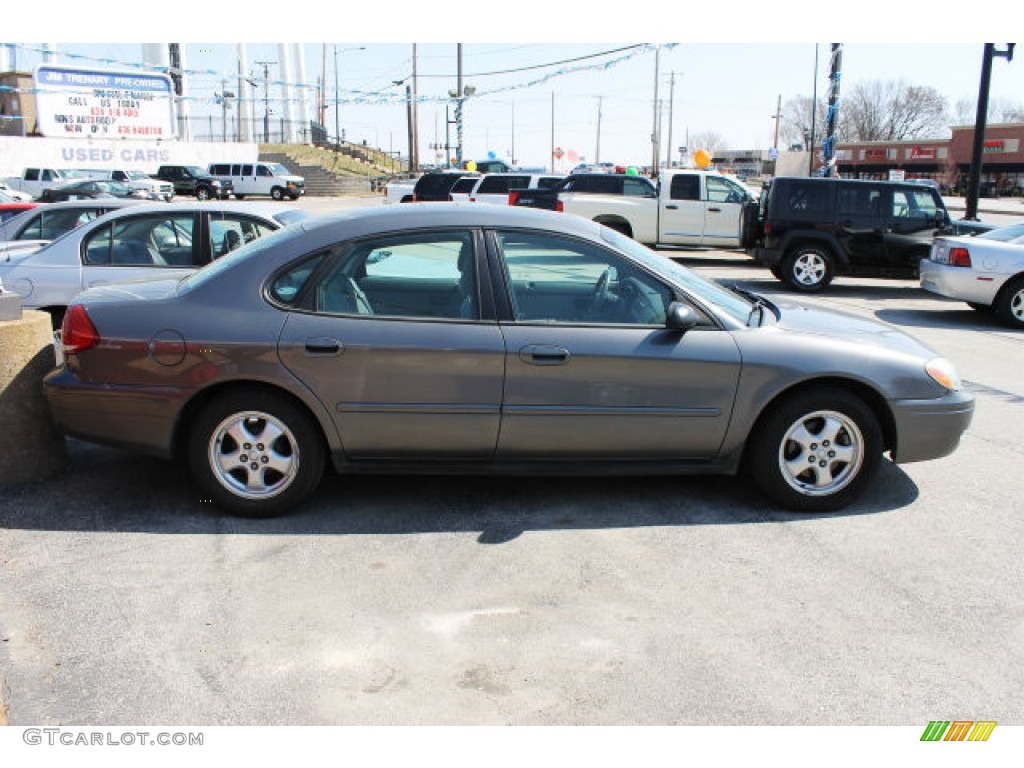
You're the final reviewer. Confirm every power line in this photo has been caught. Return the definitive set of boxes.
[416,45,647,78]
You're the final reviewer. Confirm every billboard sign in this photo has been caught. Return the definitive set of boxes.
[33,65,176,140]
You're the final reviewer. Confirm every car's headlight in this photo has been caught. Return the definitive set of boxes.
[925,357,961,391]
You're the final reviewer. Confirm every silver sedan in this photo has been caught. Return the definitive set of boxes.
[45,204,974,517]
[921,221,1024,327]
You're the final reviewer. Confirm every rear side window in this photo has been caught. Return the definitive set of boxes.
[451,177,479,194]
[837,185,882,219]
[477,175,530,194]
[775,181,833,219]
[537,177,563,189]
[567,176,622,194]
[670,174,701,201]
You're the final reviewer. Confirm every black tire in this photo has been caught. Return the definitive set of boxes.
[234,194,245,200]
[289,193,300,200]
[271,187,285,201]
[994,276,1024,329]
[966,301,993,312]
[782,246,834,292]
[748,388,883,512]
[769,264,785,280]
[188,390,325,517]
[195,186,211,201]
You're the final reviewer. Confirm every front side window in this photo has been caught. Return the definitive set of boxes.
[313,231,477,320]
[706,176,746,203]
[209,213,276,258]
[496,230,674,326]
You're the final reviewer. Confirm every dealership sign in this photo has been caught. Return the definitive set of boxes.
[33,65,176,140]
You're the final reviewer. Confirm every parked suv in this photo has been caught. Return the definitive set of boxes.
[154,165,232,201]
[748,176,991,292]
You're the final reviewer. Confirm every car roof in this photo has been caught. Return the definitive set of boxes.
[76,201,299,219]
[296,201,600,242]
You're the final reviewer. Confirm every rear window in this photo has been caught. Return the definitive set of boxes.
[565,175,622,194]
[451,177,479,194]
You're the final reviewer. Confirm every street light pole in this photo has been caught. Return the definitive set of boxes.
[966,43,1016,220]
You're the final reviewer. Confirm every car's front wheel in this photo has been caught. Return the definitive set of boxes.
[748,388,883,512]
[994,276,1024,328]
[271,187,285,201]
[783,246,834,292]
[195,186,211,201]
[188,390,325,517]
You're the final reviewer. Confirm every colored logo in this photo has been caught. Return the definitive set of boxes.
[920,721,997,742]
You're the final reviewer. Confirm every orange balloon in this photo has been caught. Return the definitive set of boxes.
[694,149,711,169]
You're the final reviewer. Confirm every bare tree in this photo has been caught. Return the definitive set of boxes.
[688,130,728,157]
[843,80,949,141]
[780,95,832,148]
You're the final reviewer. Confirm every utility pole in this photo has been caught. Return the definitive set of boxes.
[412,44,420,171]
[665,72,676,170]
[651,46,661,176]
[456,44,464,166]
[595,96,602,164]
[966,43,1016,220]
[404,84,414,172]
[255,59,276,144]
[771,94,782,149]
[808,44,819,176]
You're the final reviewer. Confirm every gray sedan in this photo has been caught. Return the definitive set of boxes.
[45,204,974,517]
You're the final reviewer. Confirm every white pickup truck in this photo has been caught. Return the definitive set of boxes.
[3,168,88,199]
[511,169,760,249]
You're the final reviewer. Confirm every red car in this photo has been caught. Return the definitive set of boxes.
[0,202,39,224]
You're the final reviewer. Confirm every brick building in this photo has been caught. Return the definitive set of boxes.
[834,123,1024,196]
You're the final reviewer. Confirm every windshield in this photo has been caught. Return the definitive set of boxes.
[126,170,149,181]
[600,228,755,322]
[185,166,206,176]
[976,222,1024,243]
[265,163,291,176]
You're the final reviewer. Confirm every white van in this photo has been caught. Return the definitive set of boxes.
[208,162,305,201]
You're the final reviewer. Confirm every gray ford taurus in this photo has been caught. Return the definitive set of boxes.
[44,204,974,517]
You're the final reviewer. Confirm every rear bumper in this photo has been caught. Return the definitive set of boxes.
[889,388,974,463]
[752,246,784,266]
[43,366,189,458]
[919,259,1000,306]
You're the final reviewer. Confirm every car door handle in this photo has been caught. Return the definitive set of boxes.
[519,345,570,366]
[664,204,679,210]
[707,206,722,213]
[304,338,344,356]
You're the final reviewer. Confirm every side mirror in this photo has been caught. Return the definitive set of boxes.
[666,301,699,331]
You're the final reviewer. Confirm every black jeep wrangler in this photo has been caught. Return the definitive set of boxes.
[748,176,990,292]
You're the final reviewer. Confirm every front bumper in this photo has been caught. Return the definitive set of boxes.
[889,388,974,463]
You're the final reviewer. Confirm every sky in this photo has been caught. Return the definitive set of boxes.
[4,2,1023,171]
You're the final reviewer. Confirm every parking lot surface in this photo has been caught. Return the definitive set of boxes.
[1,194,1022,726]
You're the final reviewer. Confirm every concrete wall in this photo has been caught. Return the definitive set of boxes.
[0,136,258,178]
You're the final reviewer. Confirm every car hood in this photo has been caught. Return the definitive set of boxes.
[770,298,940,359]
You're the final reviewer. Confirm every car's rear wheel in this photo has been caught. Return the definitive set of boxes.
[188,390,325,517]
[783,246,834,292]
[994,276,1024,329]
[748,388,882,512]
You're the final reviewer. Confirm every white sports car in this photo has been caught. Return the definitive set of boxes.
[921,222,1024,328]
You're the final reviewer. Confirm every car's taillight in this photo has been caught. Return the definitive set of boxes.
[764,221,772,235]
[61,304,100,354]
[509,191,520,206]
[556,200,564,213]
[949,247,971,267]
